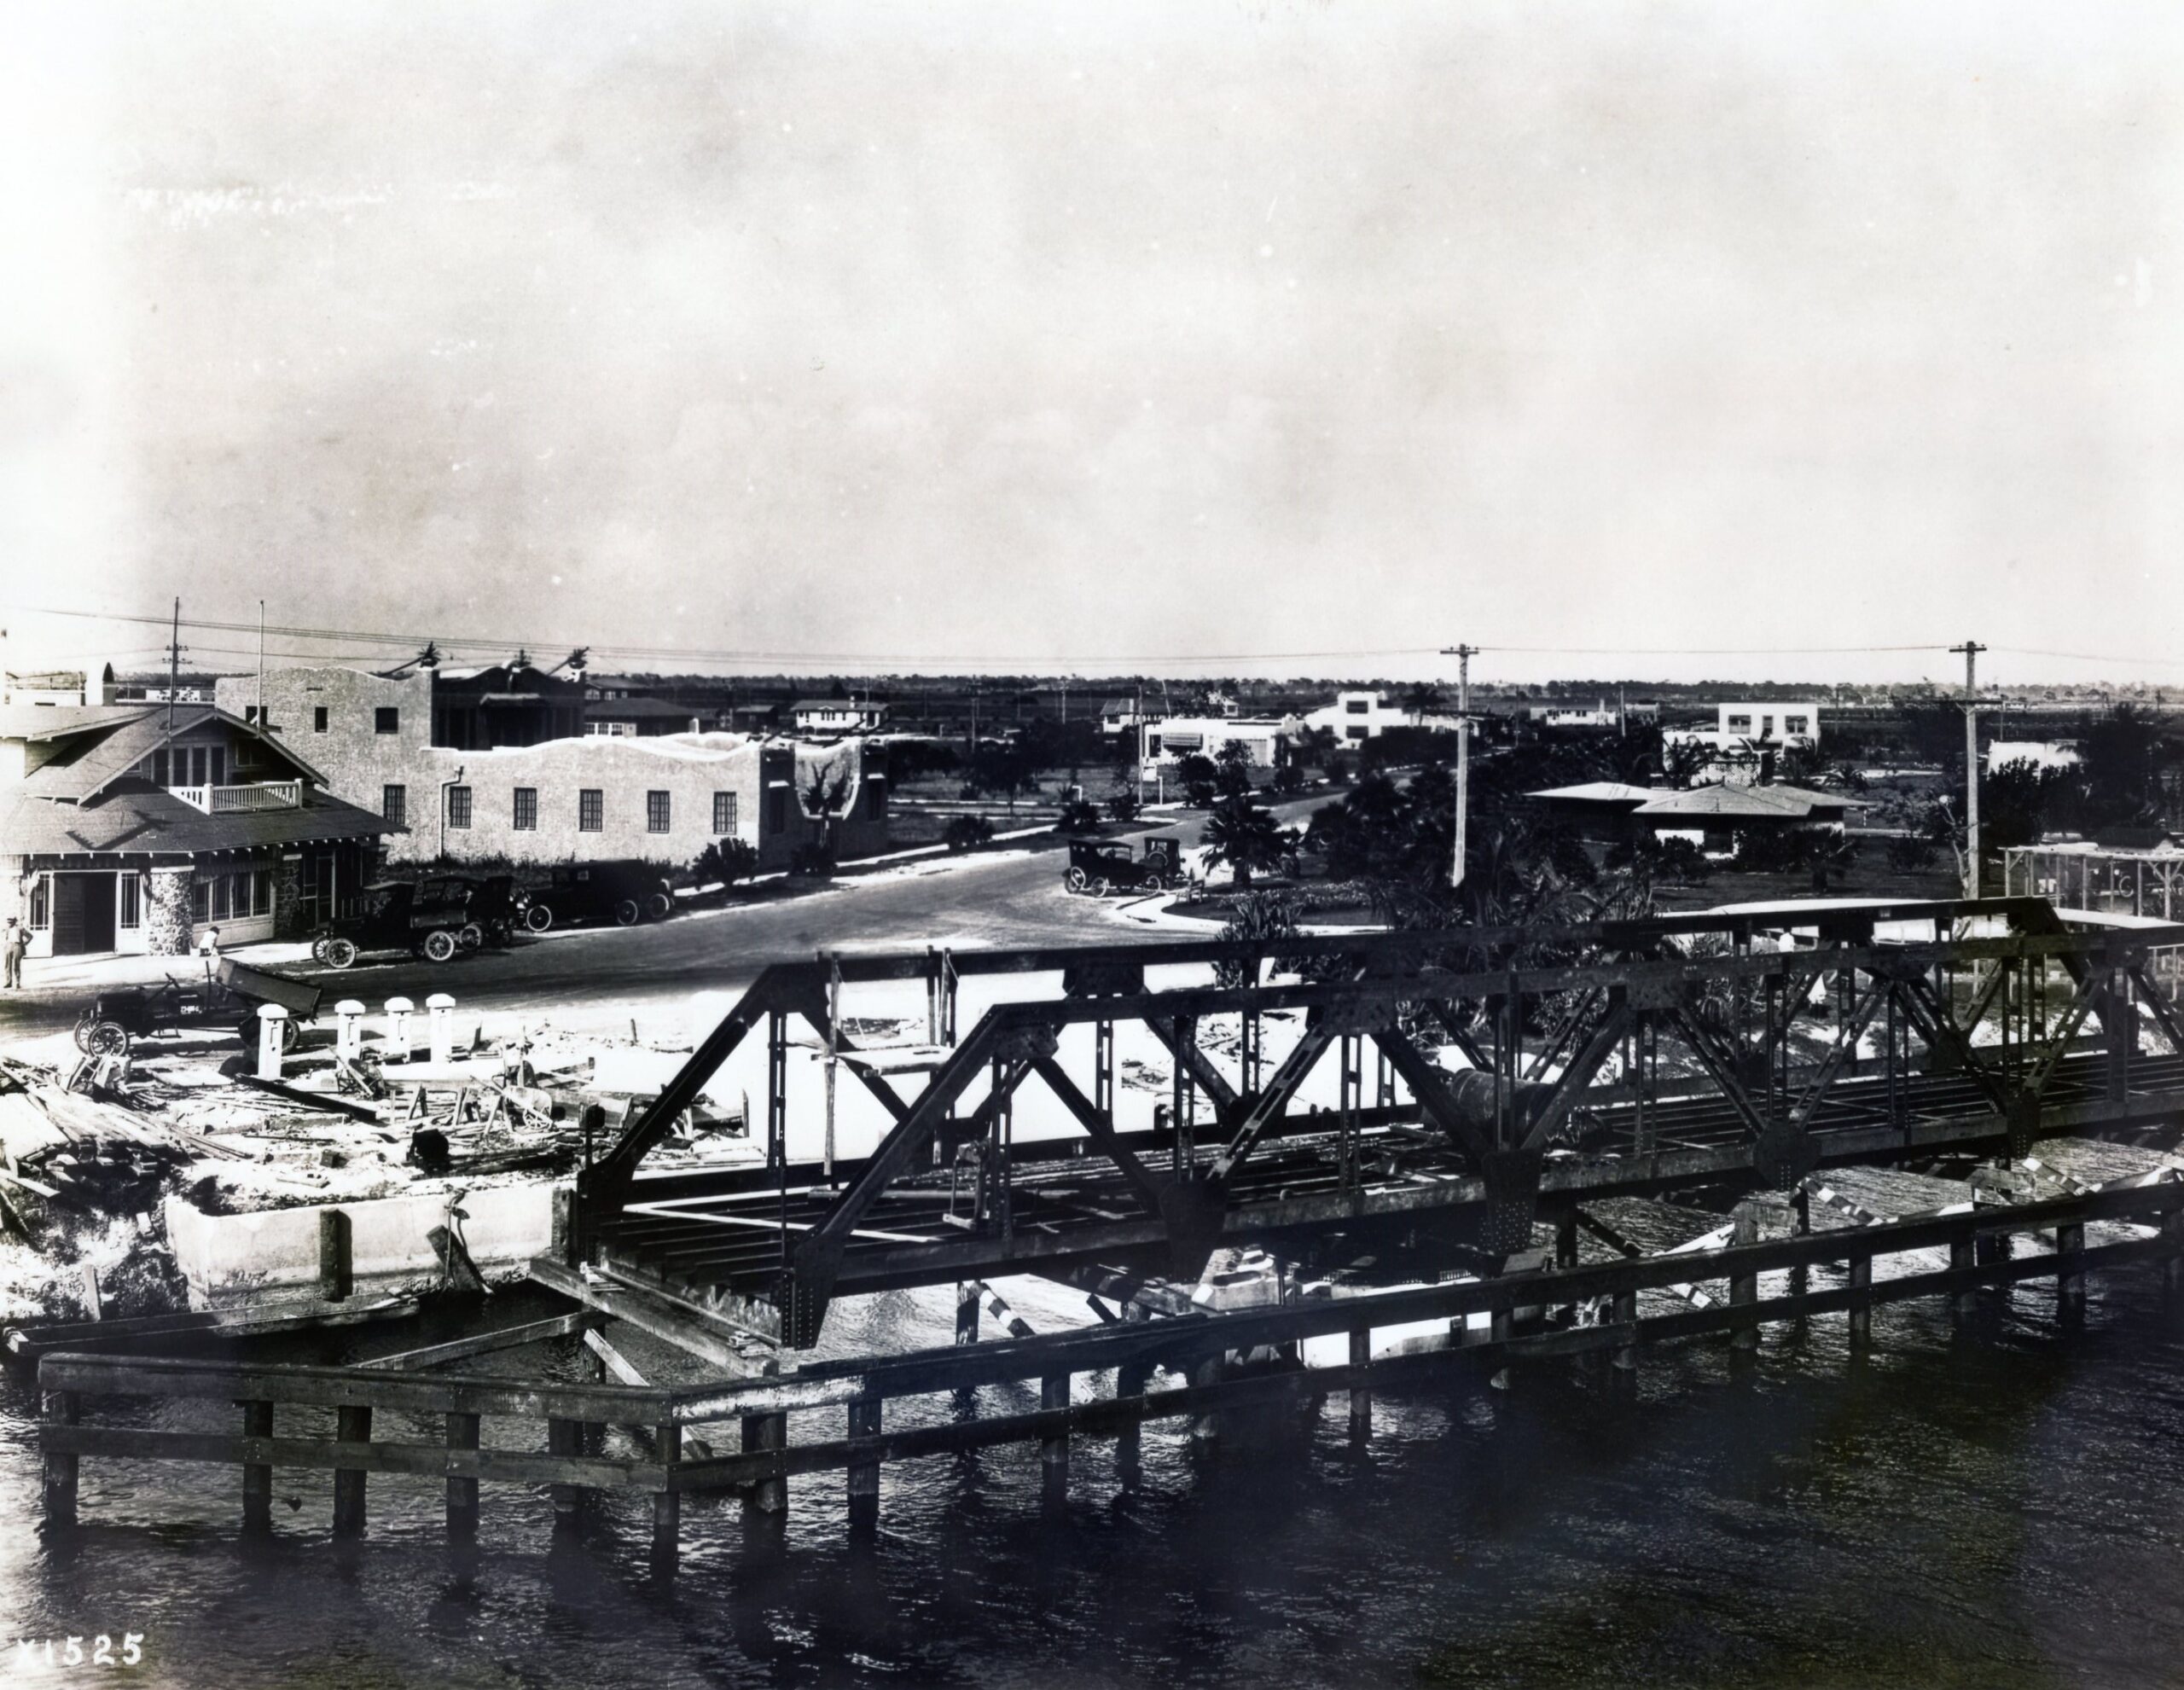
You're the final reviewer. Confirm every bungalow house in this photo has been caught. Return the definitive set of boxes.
[584,696,704,737]
[1630,781,1865,853]
[0,704,394,957]
[1300,690,1460,743]
[791,698,888,736]
[1099,699,1146,738]
[1141,714,1299,770]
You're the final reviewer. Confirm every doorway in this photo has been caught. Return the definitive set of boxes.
[51,872,118,955]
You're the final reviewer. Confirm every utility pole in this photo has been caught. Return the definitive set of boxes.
[166,598,183,735]
[255,599,267,738]
[1950,639,1986,898]
[1443,644,1478,890]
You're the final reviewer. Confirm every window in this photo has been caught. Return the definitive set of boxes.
[1761,717,1775,735]
[1725,714,1752,734]
[513,787,538,831]
[1785,715,1809,735]
[313,706,328,733]
[647,790,671,833]
[200,868,273,923]
[151,749,168,787]
[208,745,226,787]
[382,784,407,828]
[375,706,399,735]
[446,785,473,830]
[189,879,208,922]
[767,786,787,833]
[1346,725,1369,741]
[119,874,141,930]
[28,874,49,929]
[712,792,737,835]
[1345,699,1369,714]
[578,788,603,832]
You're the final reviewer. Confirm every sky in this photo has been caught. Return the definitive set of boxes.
[0,2,2181,688]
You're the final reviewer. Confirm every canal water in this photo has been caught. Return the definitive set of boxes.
[7,1252,2184,1689]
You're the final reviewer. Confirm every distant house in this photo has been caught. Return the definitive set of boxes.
[1986,740,2082,773]
[1299,689,1458,743]
[3,665,118,708]
[1141,715,1298,770]
[0,703,394,956]
[1099,699,1145,737]
[792,698,888,735]
[1629,782,1864,851]
[585,696,702,738]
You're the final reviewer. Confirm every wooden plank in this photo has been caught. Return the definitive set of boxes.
[39,1424,663,1490]
[6,1298,417,1368]
[37,1352,670,1423]
[527,1257,770,1374]
[354,1309,601,1372]
[236,1073,382,1121]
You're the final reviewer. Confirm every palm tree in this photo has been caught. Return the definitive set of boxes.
[1200,794,1290,886]
[1399,682,1445,725]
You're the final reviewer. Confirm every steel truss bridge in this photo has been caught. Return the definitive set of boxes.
[574,897,2184,1350]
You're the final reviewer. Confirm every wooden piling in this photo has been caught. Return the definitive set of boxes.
[846,1395,881,1530]
[2164,1208,2184,1297]
[547,1417,582,1524]
[1347,1326,1372,1439]
[1848,1253,1873,1347]
[742,1411,787,1514]
[446,1412,480,1537]
[1611,1290,1637,1399]
[1728,1203,1760,1354]
[956,1281,981,1346]
[2058,1221,2087,1321]
[43,1389,78,1526]
[1040,1373,1070,1504]
[332,1404,370,1536]
[1114,1360,1148,1477]
[1950,1238,1977,1322]
[319,1210,352,1304]
[653,1423,682,1561]
[241,1400,273,1533]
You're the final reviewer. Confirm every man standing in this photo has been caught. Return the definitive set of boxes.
[3,917,26,990]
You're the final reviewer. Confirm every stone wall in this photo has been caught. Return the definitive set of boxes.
[146,865,194,956]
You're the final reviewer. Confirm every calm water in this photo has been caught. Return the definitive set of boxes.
[7,1259,2184,1690]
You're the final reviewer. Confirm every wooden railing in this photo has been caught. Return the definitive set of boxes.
[166,781,302,814]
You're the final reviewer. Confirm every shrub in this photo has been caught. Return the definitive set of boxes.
[692,837,761,889]
[1107,791,1141,824]
[1055,800,1101,835]
[789,842,836,878]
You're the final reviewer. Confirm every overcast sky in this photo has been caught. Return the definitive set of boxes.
[1,3,2180,687]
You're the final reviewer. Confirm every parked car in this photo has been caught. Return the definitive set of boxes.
[310,880,473,969]
[73,957,322,1055]
[1061,835,1182,896]
[522,861,677,932]
[413,873,531,948]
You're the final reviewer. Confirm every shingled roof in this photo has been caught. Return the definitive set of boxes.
[0,781,393,857]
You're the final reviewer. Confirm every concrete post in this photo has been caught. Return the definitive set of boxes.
[334,999,365,1060]
[256,1004,289,1081]
[427,992,456,1065]
[384,996,414,1060]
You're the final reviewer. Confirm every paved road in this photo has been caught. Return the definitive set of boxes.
[0,798,1326,1037]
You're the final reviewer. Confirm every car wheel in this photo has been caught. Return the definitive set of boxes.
[645,891,674,920]
[310,937,329,965]
[73,1013,98,1054]
[1089,877,1109,897]
[423,929,458,963]
[85,1021,130,1059]
[526,904,555,933]
[1064,867,1089,893]
[614,898,641,926]
[324,938,359,970]
[457,922,485,951]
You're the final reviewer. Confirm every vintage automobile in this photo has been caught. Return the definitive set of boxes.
[73,957,323,1056]
[310,880,473,969]
[521,861,677,932]
[1061,835,1182,896]
[413,873,531,949]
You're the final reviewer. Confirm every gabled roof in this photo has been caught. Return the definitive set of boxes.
[790,698,884,714]
[0,782,393,857]
[1527,782,1659,804]
[586,696,698,720]
[0,704,154,742]
[1632,782,1866,820]
[11,706,329,803]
